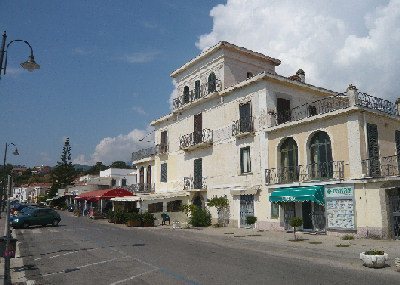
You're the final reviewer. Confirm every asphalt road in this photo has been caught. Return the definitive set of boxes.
[14,211,400,285]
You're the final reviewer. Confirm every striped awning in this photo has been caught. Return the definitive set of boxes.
[269,186,325,206]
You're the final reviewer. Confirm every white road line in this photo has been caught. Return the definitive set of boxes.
[110,268,159,285]
[42,256,130,277]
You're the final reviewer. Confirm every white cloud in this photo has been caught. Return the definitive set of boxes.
[196,0,400,100]
[132,106,146,115]
[72,47,90,55]
[168,79,178,110]
[73,128,154,166]
[124,51,159,63]
[38,152,52,163]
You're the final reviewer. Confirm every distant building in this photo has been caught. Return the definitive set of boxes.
[31,165,51,175]
[11,167,29,176]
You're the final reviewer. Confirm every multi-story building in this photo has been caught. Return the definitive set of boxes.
[131,41,400,239]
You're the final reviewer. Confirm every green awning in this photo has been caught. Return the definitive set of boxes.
[269,186,325,206]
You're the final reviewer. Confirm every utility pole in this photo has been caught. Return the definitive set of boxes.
[4,175,12,284]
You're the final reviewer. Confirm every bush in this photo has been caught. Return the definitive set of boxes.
[189,209,211,227]
[365,250,384,255]
[114,211,128,224]
[289,217,303,241]
[341,234,355,240]
[246,216,257,225]
[107,210,114,222]
[126,212,141,222]
[141,212,156,225]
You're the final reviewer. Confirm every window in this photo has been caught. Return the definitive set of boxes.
[279,137,298,183]
[194,113,202,144]
[396,130,400,173]
[240,146,251,174]
[146,165,151,185]
[161,131,168,152]
[367,124,380,177]
[195,80,200,99]
[139,167,144,184]
[183,86,190,104]
[111,179,116,186]
[194,158,202,189]
[271,203,279,219]
[246,72,253,78]
[277,98,291,124]
[167,200,182,212]
[309,131,333,179]
[161,163,167,182]
[239,102,252,133]
[122,179,127,186]
[148,202,163,213]
[208,72,216,93]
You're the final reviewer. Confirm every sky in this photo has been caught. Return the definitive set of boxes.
[0,0,399,168]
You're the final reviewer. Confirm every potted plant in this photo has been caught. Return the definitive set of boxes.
[73,208,81,217]
[289,217,303,241]
[246,216,257,228]
[107,210,115,223]
[126,212,141,227]
[207,196,229,227]
[141,212,156,227]
[360,249,388,268]
[114,211,127,224]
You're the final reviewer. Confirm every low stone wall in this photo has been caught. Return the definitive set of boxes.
[256,221,284,231]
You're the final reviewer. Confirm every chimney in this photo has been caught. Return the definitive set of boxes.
[296,69,305,83]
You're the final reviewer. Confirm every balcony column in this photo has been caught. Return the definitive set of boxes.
[347,113,363,178]
[347,84,358,106]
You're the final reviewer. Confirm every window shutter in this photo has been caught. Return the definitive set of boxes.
[194,158,202,189]
[367,124,380,177]
[240,148,244,173]
[161,163,167,182]
[396,130,400,174]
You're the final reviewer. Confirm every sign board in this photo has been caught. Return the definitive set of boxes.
[325,184,355,230]
[325,184,354,199]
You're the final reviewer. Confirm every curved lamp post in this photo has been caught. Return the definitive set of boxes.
[0,31,40,79]
[2,143,18,285]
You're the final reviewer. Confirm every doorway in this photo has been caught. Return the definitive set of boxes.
[302,201,313,230]
[240,195,254,227]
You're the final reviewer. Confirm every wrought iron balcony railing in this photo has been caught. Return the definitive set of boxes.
[362,155,400,178]
[265,161,345,185]
[183,176,207,190]
[155,143,168,154]
[275,94,349,125]
[124,183,155,194]
[172,80,222,110]
[356,92,398,116]
[179,129,213,150]
[131,147,155,162]
[232,116,254,137]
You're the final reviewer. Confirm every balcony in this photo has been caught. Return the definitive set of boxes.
[124,183,154,194]
[172,80,222,111]
[265,161,345,185]
[268,90,400,128]
[179,129,213,151]
[155,143,168,155]
[362,155,400,178]
[183,176,207,190]
[131,147,155,162]
[232,116,254,137]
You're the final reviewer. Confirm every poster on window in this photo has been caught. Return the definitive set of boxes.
[325,184,355,230]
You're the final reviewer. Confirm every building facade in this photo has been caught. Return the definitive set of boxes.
[132,41,400,239]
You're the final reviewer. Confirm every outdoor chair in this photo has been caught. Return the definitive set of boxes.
[161,213,170,225]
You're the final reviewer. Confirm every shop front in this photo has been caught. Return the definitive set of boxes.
[269,186,326,232]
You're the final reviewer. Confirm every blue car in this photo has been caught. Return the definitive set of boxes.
[12,207,61,228]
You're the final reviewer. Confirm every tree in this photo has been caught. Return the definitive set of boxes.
[85,162,108,175]
[207,196,229,227]
[110,161,130,169]
[289,217,303,241]
[50,138,76,197]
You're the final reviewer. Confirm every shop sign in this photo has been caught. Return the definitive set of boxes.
[325,184,354,199]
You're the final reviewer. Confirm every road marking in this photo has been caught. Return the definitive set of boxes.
[42,256,130,277]
[160,269,200,285]
[110,268,159,285]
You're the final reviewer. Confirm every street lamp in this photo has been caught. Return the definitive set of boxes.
[0,31,40,79]
[2,143,18,285]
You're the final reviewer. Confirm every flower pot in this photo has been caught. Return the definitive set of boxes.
[143,222,154,227]
[126,220,141,227]
[360,252,388,268]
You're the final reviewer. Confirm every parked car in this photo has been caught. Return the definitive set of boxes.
[11,207,61,228]
[67,204,75,212]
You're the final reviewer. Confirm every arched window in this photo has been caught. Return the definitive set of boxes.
[183,86,190,104]
[309,131,333,179]
[279,137,298,183]
[139,167,144,185]
[208,72,216,93]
